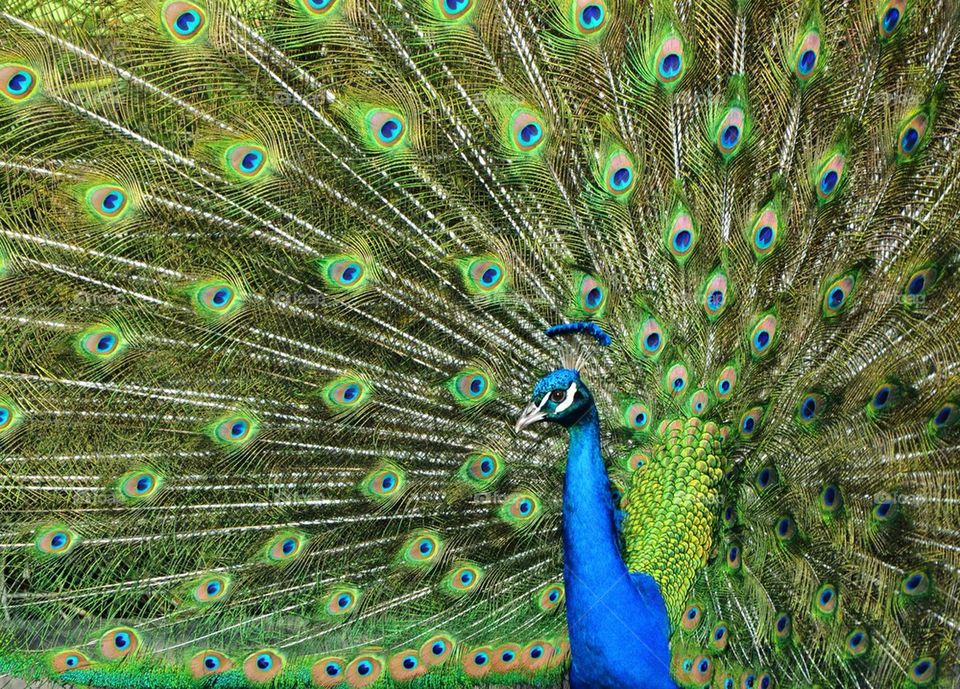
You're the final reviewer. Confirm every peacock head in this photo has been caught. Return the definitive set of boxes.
[515,368,595,432]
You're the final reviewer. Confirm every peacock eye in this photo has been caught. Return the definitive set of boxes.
[550,389,566,403]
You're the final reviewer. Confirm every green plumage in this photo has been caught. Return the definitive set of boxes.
[0,0,958,687]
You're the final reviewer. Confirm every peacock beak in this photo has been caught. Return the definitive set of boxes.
[515,402,546,433]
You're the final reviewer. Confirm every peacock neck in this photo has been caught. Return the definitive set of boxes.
[561,406,676,689]
[562,406,624,580]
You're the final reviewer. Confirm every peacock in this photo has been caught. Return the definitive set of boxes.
[0,0,959,686]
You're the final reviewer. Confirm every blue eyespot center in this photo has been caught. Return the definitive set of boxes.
[444,0,468,12]
[469,377,483,394]
[743,417,755,433]
[824,486,837,505]
[721,125,740,149]
[207,580,221,595]
[432,642,445,655]
[212,288,230,306]
[480,458,493,475]
[256,654,271,670]
[326,663,340,676]
[481,266,500,285]
[580,4,603,28]
[708,289,724,310]
[877,500,892,516]
[883,7,900,32]
[728,547,739,561]
[798,49,817,75]
[914,660,931,676]
[673,229,692,251]
[906,574,923,590]
[531,646,543,658]
[474,652,488,665]
[338,594,351,608]
[756,225,774,248]
[343,384,359,401]
[7,70,32,94]
[778,518,790,536]
[585,287,602,307]
[821,589,833,605]
[231,421,247,438]
[715,627,725,639]
[175,11,199,34]
[502,650,515,661]
[850,632,863,646]
[908,274,926,295]
[548,589,559,602]
[136,476,152,492]
[829,287,845,308]
[97,334,116,352]
[419,540,432,554]
[802,396,817,419]
[519,123,541,145]
[102,192,122,211]
[204,656,219,669]
[51,532,67,549]
[241,151,262,171]
[612,167,631,189]
[519,499,531,514]
[755,329,771,350]
[874,387,890,407]
[821,170,839,194]
[777,615,787,631]
[380,118,401,142]
[720,380,731,393]
[66,656,78,667]
[902,127,919,152]
[659,53,681,78]
[114,633,129,649]
[403,656,416,669]
[282,538,296,555]
[645,333,660,350]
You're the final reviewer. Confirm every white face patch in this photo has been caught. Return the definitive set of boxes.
[554,381,578,414]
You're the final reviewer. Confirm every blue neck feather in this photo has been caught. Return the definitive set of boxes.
[562,406,677,689]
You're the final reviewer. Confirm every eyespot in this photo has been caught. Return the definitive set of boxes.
[492,643,521,672]
[718,674,735,689]
[52,650,90,673]
[797,392,826,425]
[319,255,371,292]
[845,628,869,657]
[323,586,360,616]
[367,109,406,148]
[756,671,772,689]
[419,634,454,667]
[464,257,507,294]
[463,647,492,678]
[774,515,796,543]
[460,451,504,489]
[510,109,546,153]
[748,313,778,357]
[322,375,372,411]
[78,326,125,360]
[312,657,347,687]
[572,0,606,35]
[388,650,424,681]
[211,414,257,446]
[711,366,737,402]
[361,463,404,503]
[635,316,666,359]
[710,622,729,651]
[225,143,268,179]
[445,562,483,595]
[162,1,207,41]
[623,401,652,433]
[897,111,928,159]
[739,672,756,689]
[547,639,569,668]
[739,407,763,439]
[654,34,685,85]
[449,368,495,406]
[900,570,931,597]
[575,273,607,316]
[871,492,899,523]
[878,0,906,39]
[193,574,231,603]
[867,382,899,417]
[0,400,18,434]
[603,151,635,196]
[266,532,305,562]
[680,602,703,631]
[85,185,131,221]
[793,30,821,81]
[754,466,777,491]
[191,650,232,678]
[815,153,846,201]
[192,281,240,317]
[537,583,564,612]
[501,492,541,527]
[722,505,737,528]
[101,627,139,660]
[749,206,781,259]
[435,0,473,20]
[909,657,937,685]
[902,265,936,308]
[244,650,283,683]
[521,640,551,669]
[300,0,338,15]
[726,544,742,571]
[402,531,443,566]
[773,612,792,641]
[820,483,842,515]
[0,64,39,102]
[716,107,745,157]
[930,402,958,432]
[702,270,729,319]
[627,452,647,472]
[664,362,689,397]
[822,273,857,317]
[687,389,710,417]
[814,583,838,616]
[688,655,713,684]
[36,526,77,556]
[665,210,697,262]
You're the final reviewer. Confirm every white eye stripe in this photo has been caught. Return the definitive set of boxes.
[537,391,552,410]
[554,382,578,413]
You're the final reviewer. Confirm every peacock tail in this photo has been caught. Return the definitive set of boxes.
[0,0,959,686]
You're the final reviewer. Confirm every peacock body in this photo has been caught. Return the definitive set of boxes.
[0,0,959,687]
